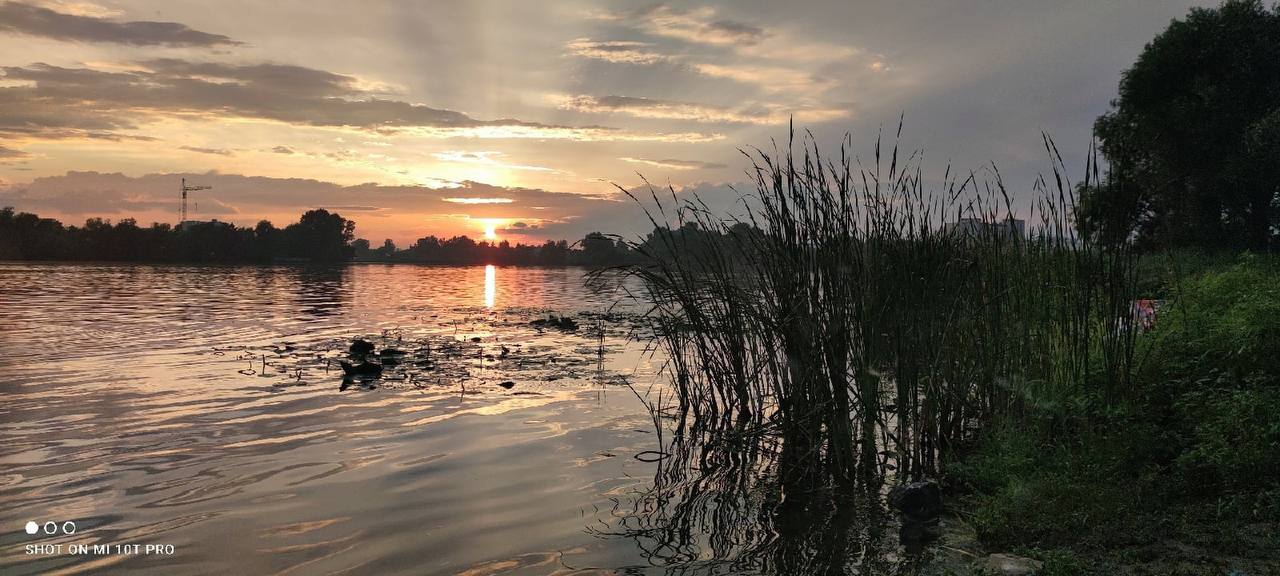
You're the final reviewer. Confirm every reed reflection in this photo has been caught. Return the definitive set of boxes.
[592,414,919,575]
[484,264,496,308]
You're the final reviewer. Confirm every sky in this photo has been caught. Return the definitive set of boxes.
[0,0,1210,245]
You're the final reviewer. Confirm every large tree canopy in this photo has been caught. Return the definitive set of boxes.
[1087,0,1280,250]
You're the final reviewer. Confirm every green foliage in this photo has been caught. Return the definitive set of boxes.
[1144,256,1280,513]
[956,253,1280,570]
[1089,0,1280,251]
[953,423,1163,550]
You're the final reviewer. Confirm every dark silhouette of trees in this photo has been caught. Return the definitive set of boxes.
[0,207,357,263]
[388,235,581,265]
[282,209,355,261]
[251,220,281,262]
[3,205,765,267]
[581,231,632,265]
[1084,0,1280,250]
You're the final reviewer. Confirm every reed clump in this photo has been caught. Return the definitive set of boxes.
[610,124,1138,490]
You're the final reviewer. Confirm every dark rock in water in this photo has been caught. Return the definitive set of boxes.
[338,360,383,378]
[349,339,375,356]
[888,479,942,521]
[470,336,482,343]
[549,315,578,331]
[897,518,941,554]
[498,380,515,389]
[379,348,407,356]
[533,314,579,331]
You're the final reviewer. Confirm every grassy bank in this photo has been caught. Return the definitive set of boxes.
[950,251,1280,575]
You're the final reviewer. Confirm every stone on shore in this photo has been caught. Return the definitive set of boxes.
[982,553,1043,576]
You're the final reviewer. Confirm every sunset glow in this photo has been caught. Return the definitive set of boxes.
[443,198,515,205]
[0,1,1206,247]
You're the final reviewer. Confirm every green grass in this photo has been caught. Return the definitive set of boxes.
[950,252,1280,574]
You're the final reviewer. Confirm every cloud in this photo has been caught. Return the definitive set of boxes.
[179,145,233,156]
[636,5,767,46]
[0,144,30,159]
[443,197,514,205]
[432,150,557,172]
[0,1,240,46]
[565,39,670,65]
[620,157,726,170]
[568,1,888,114]
[496,219,558,235]
[691,62,834,95]
[561,94,764,124]
[317,205,385,212]
[558,94,849,125]
[271,146,295,154]
[0,170,618,224]
[0,176,235,215]
[526,181,752,240]
[0,60,720,143]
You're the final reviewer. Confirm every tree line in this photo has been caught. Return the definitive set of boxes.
[0,207,357,262]
[352,231,628,266]
[0,206,758,266]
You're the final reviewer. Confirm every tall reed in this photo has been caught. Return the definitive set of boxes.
[608,124,1138,489]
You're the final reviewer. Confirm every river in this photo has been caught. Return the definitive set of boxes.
[0,263,674,575]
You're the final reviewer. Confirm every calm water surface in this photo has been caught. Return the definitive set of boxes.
[0,263,671,575]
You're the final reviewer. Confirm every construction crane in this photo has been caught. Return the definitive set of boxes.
[179,177,211,224]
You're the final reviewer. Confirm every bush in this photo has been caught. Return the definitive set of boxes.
[953,253,1280,569]
[1143,255,1280,515]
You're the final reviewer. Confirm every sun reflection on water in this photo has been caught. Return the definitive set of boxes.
[484,264,496,308]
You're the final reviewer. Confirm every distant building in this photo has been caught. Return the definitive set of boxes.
[942,217,1025,240]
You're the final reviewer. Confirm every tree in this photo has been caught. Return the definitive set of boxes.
[376,238,396,259]
[1089,0,1280,250]
[283,209,356,261]
[581,231,619,264]
[352,238,372,259]
[252,220,281,262]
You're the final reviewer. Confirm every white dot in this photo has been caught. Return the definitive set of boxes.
[25,521,38,535]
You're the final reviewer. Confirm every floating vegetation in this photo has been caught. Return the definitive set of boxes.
[212,308,652,394]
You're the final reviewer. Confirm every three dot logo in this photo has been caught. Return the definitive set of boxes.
[24,521,75,535]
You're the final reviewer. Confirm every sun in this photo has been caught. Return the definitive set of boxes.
[482,220,498,240]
